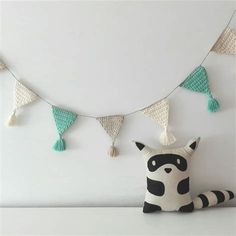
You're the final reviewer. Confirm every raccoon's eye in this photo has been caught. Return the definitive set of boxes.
[177,158,180,164]
[152,160,156,166]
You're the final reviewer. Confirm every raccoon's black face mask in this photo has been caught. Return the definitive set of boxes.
[147,154,187,172]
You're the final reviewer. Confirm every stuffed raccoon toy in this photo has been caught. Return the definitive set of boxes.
[134,137,235,213]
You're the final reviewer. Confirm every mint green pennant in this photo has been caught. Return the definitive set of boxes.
[180,66,220,112]
[180,66,210,94]
[52,106,77,151]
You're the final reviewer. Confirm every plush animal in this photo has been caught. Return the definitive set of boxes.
[134,138,235,213]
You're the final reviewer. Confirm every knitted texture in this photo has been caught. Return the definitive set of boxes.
[14,80,38,109]
[6,80,38,126]
[180,66,210,94]
[52,106,77,151]
[142,99,169,128]
[52,106,77,135]
[97,115,124,142]
[97,115,124,157]
[0,60,6,70]
[180,66,220,112]
[141,99,176,145]
[211,27,236,55]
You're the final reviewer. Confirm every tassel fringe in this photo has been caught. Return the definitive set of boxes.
[208,96,220,113]
[53,137,66,151]
[6,111,17,126]
[108,145,118,157]
[160,129,176,146]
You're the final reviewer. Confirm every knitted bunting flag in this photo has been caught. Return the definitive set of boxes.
[52,106,78,152]
[141,99,176,146]
[211,27,236,55]
[97,115,124,157]
[6,80,38,126]
[0,59,6,71]
[180,66,220,112]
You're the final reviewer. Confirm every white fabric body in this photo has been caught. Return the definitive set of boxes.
[143,144,195,211]
[145,172,192,211]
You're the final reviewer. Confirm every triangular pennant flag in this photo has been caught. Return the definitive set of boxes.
[0,59,6,71]
[14,80,38,109]
[96,115,124,157]
[6,80,38,126]
[52,106,78,152]
[180,66,220,112]
[211,27,236,55]
[141,99,176,146]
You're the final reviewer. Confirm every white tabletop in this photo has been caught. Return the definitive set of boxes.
[0,207,235,236]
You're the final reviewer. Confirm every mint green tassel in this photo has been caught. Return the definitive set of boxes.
[208,96,220,113]
[53,137,66,151]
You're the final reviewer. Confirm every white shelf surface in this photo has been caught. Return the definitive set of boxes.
[0,207,235,236]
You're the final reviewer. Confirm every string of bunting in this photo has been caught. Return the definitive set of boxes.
[0,11,235,157]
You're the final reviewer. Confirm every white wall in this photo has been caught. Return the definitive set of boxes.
[0,1,235,207]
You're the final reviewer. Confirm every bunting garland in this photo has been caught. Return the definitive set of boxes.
[96,115,124,157]
[211,27,236,55]
[1,12,236,156]
[52,106,78,151]
[180,66,220,113]
[6,80,38,126]
[141,99,176,146]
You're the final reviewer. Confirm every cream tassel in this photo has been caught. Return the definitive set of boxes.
[6,110,17,126]
[0,60,6,70]
[159,127,176,146]
[108,143,118,157]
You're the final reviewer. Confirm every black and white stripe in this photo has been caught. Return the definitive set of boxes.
[193,190,234,209]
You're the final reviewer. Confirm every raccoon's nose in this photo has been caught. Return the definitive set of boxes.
[164,168,172,173]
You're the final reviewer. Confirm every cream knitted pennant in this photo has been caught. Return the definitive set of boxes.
[14,80,38,108]
[6,80,38,126]
[141,99,176,146]
[97,115,124,157]
[211,27,236,55]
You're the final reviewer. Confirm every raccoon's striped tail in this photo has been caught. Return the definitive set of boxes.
[193,190,234,209]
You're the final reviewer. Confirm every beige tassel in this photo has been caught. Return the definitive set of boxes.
[108,145,118,157]
[0,60,6,71]
[6,111,17,126]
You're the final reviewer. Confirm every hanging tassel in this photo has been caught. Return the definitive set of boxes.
[159,128,176,146]
[108,144,118,157]
[53,136,66,152]
[6,111,17,126]
[0,60,6,70]
[208,95,220,113]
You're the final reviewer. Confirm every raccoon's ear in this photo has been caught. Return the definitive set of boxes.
[133,141,153,156]
[185,137,200,155]
[134,141,145,151]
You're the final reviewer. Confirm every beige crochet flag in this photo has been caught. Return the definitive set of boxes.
[211,27,236,55]
[6,80,38,126]
[97,115,124,157]
[141,99,176,146]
